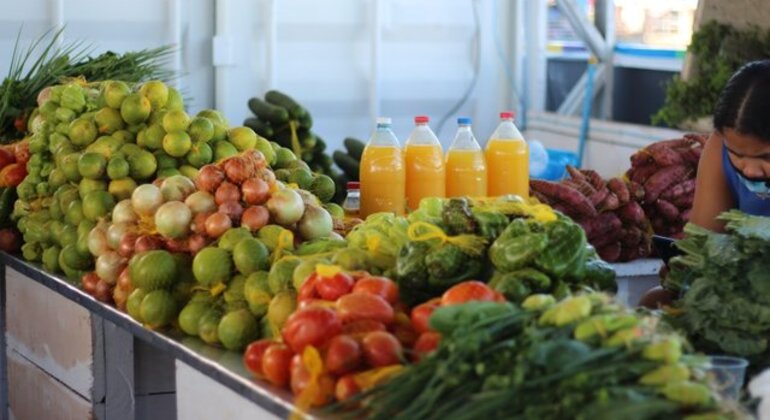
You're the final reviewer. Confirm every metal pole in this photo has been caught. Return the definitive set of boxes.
[595,0,615,120]
[554,0,607,58]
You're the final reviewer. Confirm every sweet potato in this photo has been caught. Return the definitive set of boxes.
[564,179,596,197]
[660,179,696,201]
[651,217,667,234]
[580,169,605,191]
[620,227,643,247]
[598,192,620,212]
[566,165,588,183]
[672,192,694,208]
[630,163,659,184]
[630,150,652,167]
[607,178,630,205]
[650,146,683,166]
[646,138,691,152]
[588,187,610,207]
[531,190,550,204]
[580,211,622,240]
[643,165,692,204]
[678,147,702,166]
[591,230,622,249]
[617,201,646,227]
[530,180,597,218]
[679,208,692,223]
[628,181,645,202]
[597,242,621,262]
[656,199,679,222]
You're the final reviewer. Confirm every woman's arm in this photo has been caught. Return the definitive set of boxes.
[690,132,735,232]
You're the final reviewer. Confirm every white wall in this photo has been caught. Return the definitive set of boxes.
[0,0,520,154]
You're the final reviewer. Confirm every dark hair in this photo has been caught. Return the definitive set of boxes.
[713,60,770,141]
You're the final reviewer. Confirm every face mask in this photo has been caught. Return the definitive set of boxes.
[728,158,770,198]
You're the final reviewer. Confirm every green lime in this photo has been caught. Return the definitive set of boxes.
[213,141,238,162]
[192,247,232,286]
[162,110,191,133]
[179,165,199,180]
[255,136,276,166]
[141,290,177,329]
[127,123,147,135]
[218,309,259,351]
[163,131,192,157]
[42,246,62,273]
[139,80,169,109]
[61,153,82,182]
[55,107,76,123]
[274,168,291,182]
[227,127,257,151]
[141,124,166,150]
[128,150,158,180]
[188,117,215,143]
[244,272,272,317]
[154,150,178,170]
[86,135,123,159]
[59,243,91,271]
[274,147,297,169]
[156,168,181,179]
[82,190,115,221]
[102,81,131,109]
[233,238,269,275]
[196,109,226,125]
[109,178,137,201]
[166,87,184,112]
[178,301,212,336]
[59,224,78,248]
[69,117,98,147]
[65,200,84,225]
[218,228,252,252]
[121,93,152,125]
[112,129,134,144]
[120,143,142,157]
[148,110,167,126]
[130,250,178,290]
[198,308,223,345]
[94,107,125,134]
[310,175,336,202]
[212,123,228,142]
[78,179,107,199]
[127,289,148,322]
[78,152,107,179]
[107,156,130,179]
[185,141,213,168]
[48,168,67,188]
[288,168,314,189]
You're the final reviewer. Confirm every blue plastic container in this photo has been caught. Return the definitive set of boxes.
[537,149,578,180]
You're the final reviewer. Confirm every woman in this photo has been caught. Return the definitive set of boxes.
[691,60,770,231]
[641,60,770,308]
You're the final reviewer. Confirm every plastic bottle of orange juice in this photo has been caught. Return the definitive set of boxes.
[405,116,445,210]
[446,117,487,198]
[485,111,529,198]
[360,117,406,217]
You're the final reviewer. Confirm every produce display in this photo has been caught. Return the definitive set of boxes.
[626,134,705,239]
[333,293,742,419]
[666,211,770,370]
[244,90,335,179]
[530,166,653,262]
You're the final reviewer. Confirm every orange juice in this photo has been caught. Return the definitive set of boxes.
[405,144,445,209]
[360,118,406,217]
[404,116,445,210]
[486,112,529,197]
[446,149,487,197]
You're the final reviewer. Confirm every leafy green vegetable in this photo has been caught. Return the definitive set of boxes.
[653,21,770,127]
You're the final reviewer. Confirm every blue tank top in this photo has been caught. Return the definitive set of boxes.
[721,145,770,216]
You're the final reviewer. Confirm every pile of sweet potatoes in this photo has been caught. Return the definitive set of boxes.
[625,133,706,239]
[531,166,651,262]
[529,133,705,263]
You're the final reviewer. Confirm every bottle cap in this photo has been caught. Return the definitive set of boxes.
[457,117,472,125]
[500,111,515,119]
[376,117,392,125]
[346,181,361,190]
[414,116,429,124]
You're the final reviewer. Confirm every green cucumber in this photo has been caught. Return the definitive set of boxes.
[243,117,274,138]
[333,151,360,181]
[343,137,365,161]
[247,98,289,124]
[265,90,307,119]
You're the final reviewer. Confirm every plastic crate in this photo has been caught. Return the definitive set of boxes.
[535,149,578,180]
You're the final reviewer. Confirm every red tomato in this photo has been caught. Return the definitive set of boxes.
[342,319,386,340]
[0,229,21,253]
[412,332,441,363]
[13,142,29,165]
[441,281,498,306]
[262,344,294,387]
[335,375,360,402]
[282,307,343,353]
[297,299,336,310]
[410,299,441,334]
[289,354,335,406]
[325,335,362,375]
[390,312,418,348]
[243,339,274,377]
[297,273,320,303]
[81,272,100,295]
[0,163,26,187]
[361,331,403,367]
[349,270,371,281]
[337,293,394,325]
[316,272,354,301]
[352,276,399,305]
[0,148,15,169]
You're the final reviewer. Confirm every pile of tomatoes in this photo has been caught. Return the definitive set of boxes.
[0,140,29,188]
[242,267,505,408]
